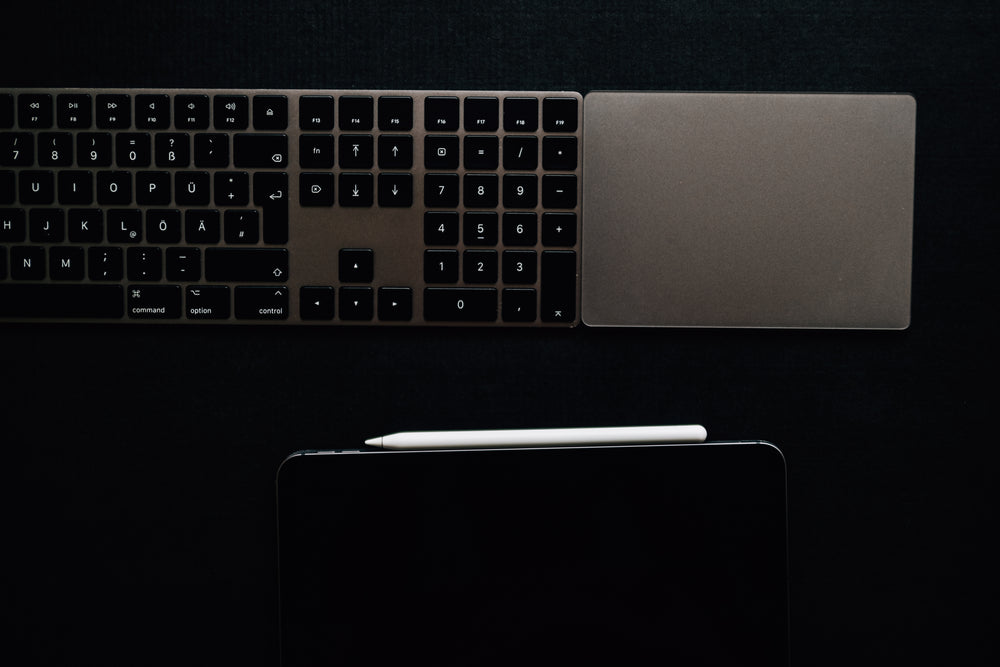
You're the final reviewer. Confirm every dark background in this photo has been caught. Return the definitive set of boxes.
[2,1,996,664]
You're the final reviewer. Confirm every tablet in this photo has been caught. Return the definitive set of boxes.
[277,442,789,666]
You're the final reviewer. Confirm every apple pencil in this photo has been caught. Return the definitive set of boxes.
[363,425,707,449]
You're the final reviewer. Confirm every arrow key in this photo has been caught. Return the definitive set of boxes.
[377,134,412,169]
[377,287,413,322]
[300,286,334,320]
[339,286,373,321]
[339,248,373,283]
[338,173,373,207]
[377,172,412,207]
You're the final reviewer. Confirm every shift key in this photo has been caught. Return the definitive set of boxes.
[205,248,288,282]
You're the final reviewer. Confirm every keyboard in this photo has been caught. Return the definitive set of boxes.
[0,89,581,326]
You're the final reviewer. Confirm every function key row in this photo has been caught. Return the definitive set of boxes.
[0,93,289,131]
[1,93,577,133]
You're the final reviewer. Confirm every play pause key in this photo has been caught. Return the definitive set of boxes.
[300,286,334,320]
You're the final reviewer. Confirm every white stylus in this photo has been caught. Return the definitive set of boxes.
[363,425,708,449]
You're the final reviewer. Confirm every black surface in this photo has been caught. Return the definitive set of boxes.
[277,444,788,666]
[2,1,997,665]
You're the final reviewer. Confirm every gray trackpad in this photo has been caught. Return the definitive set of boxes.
[581,92,915,329]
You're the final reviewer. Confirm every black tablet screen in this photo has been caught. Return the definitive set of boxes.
[278,443,788,666]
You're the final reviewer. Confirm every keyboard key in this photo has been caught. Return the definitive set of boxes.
[49,246,84,280]
[503,97,538,131]
[214,95,249,130]
[224,209,259,243]
[339,286,374,320]
[77,132,112,166]
[18,94,53,128]
[377,287,412,321]
[378,96,413,131]
[0,246,5,279]
[29,208,64,242]
[0,94,13,128]
[425,97,459,131]
[10,246,45,279]
[186,285,229,319]
[126,247,162,281]
[107,209,142,242]
[339,96,374,131]
[176,171,210,206]
[205,248,288,282]
[20,171,55,205]
[502,250,537,284]
[503,174,537,209]
[540,250,576,322]
[167,247,201,281]
[68,209,103,242]
[300,134,335,168]
[38,132,73,166]
[541,212,577,246]
[253,172,288,244]
[58,171,93,205]
[424,249,458,283]
[175,94,210,129]
[543,97,578,132]
[88,246,123,280]
[377,135,412,169]
[235,286,289,320]
[425,135,458,169]
[146,209,182,244]
[214,171,249,206]
[377,173,412,207]
[463,250,498,284]
[543,136,577,170]
[464,173,497,208]
[464,97,498,131]
[136,171,171,205]
[0,132,33,166]
[339,134,373,168]
[135,94,171,129]
[1,208,26,242]
[0,284,123,318]
[541,174,577,208]
[56,94,92,128]
[299,95,334,130]
[155,133,191,167]
[253,95,288,130]
[424,173,458,207]
[503,136,537,170]
[424,287,497,322]
[185,210,220,243]
[96,94,130,129]
[300,172,335,206]
[339,173,373,207]
[127,284,180,318]
[463,211,497,245]
[194,133,230,168]
[502,212,537,246]
[234,133,288,168]
[96,172,131,205]
[501,288,536,322]
[300,286,334,320]
[424,211,459,245]
[464,135,498,170]
[116,133,151,167]
[0,171,13,204]
[339,248,374,283]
